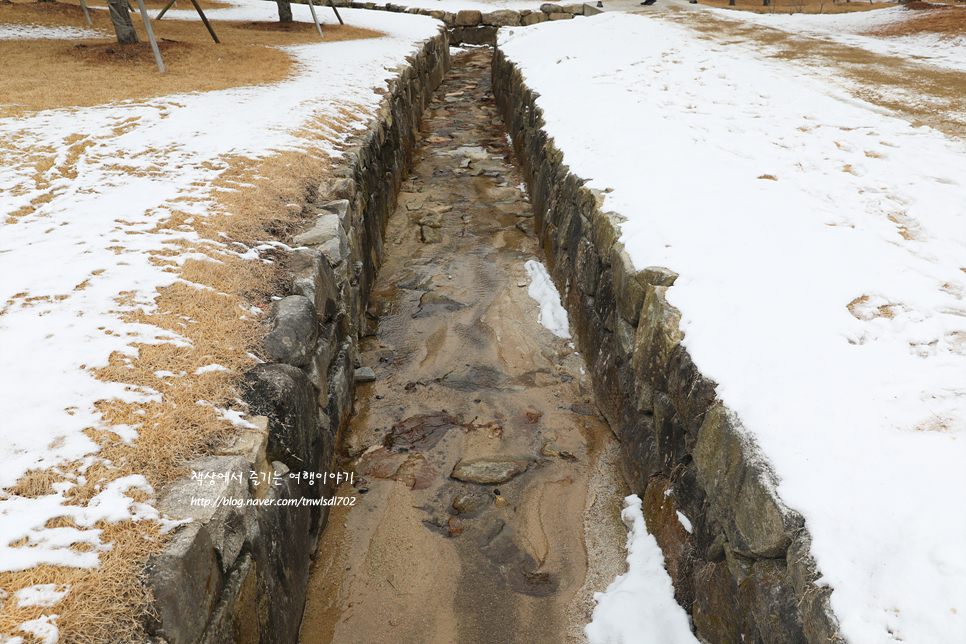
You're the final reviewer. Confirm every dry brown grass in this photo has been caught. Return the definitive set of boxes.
[691,0,966,30]
[861,2,966,38]
[0,521,167,643]
[0,0,383,117]
[691,0,900,15]
[1,4,379,641]
[1,143,340,644]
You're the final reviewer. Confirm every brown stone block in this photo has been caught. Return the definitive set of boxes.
[455,9,482,26]
[642,477,696,608]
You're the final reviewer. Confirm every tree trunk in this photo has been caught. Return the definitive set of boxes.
[276,0,293,23]
[107,0,140,44]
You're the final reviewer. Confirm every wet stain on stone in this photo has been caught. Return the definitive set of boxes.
[441,365,523,392]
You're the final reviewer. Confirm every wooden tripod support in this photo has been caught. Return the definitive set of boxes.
[155,0,221,43]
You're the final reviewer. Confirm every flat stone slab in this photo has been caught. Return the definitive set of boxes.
[451,456,533,484]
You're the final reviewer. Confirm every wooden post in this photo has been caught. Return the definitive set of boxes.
[134,0,164,73]
[156,0,177,20]
[307,0,323,37]
[188,0,220,43]
[328,0,344,26]
[78,0,92,25]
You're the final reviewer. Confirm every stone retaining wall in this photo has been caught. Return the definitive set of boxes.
[491,46,845,644]
[143,30,450,644]
[286,0,600,45]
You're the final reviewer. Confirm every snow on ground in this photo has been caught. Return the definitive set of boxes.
[585,495,700,644]
[0,3,440,574]
[500,11,966,644]
[350,0,542,11]
[525,259,572,338]
[151,0,542,21]
[0,24,106,40]
[709,4,966,72]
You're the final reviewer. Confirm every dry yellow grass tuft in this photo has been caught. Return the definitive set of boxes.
[0,520,168,644]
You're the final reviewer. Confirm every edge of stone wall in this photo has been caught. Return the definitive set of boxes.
[283,0,600,45]
[143,29,450,644]
[491,46,845,644]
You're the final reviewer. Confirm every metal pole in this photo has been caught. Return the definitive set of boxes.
[307,0,323,37]
[156,0,178,20]
[328,0,344,26]
[78,0,92,25]
[134,0,165,73]
[188,0,220,43]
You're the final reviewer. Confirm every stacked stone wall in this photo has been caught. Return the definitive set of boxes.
[285,0,600,45]
[143,30,450,644]
[491,46,844,644]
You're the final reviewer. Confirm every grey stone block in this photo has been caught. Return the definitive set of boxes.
[461,25,499,46]
[243,363,322,473]
[653,392,687,473]
[590,211,625,264]
[146,523,223,644]
[609,245,649,326]
[631,285,683,392]
[666,344,718,439]
[317,177,356,202]
[482,9,521,26]
[326,342,355,432]
[288,248,339,323]
[642,265,678,288]
[319,199,351,233]
[262,296,318,367]
[304,322,338,404]
[787,529,820,596]
[200,552,260,644]
[693,559,758,644]
[292,213,340,247]
[159,455,254,572]
[253,467,313,644]
[800,585,845,644]
[694,406,804,558]
[615,316,636,360]
[522,12,548,25]
[575,237,601,296]
[741,559,809,644]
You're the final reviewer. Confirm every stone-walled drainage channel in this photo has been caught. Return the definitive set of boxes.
[299,48,628,644]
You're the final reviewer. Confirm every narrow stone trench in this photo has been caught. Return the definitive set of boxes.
[299,48,628,644]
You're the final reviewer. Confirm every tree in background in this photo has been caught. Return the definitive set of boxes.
[276,0,292,22]
[107,0,140,44]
